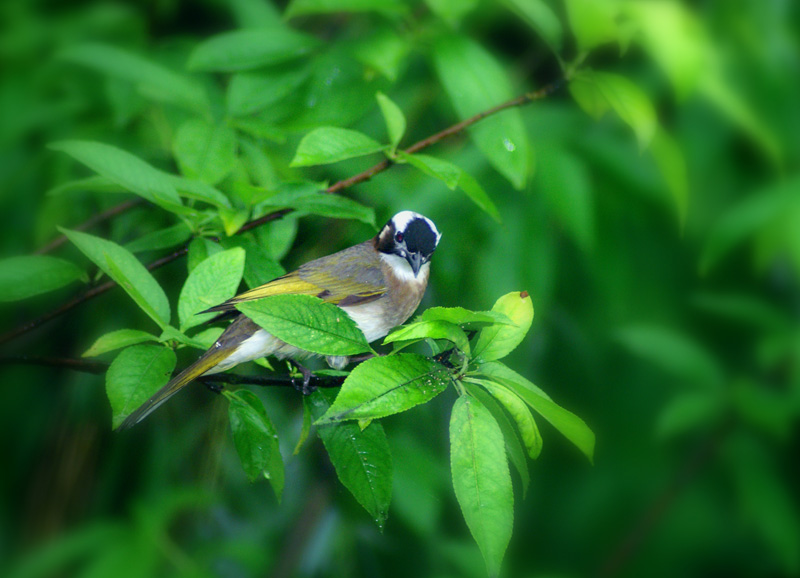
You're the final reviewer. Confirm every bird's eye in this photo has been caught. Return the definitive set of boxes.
[395,232,404,243]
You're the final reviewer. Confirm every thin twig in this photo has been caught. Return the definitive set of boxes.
[35,198,144,255]
[0,355,346,389]
[1,79,563,347]
[0,247,188,346]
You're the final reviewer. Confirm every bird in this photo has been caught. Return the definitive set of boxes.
[118,211,441,429]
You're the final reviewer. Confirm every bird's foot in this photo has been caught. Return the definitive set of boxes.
[288,360,317,395]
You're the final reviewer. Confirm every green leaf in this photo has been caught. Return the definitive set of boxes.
[420,307,513,328]
[257,183,376,226]
[50,141,185,213]
[62,229,171,327]
[124,223,192,254]
[220,236,285,289]
[625,1,707,99]
[59,43,208,114]
[179,248,245,331]
[352,25,409,81]
[306,390,392,527]
[573,71,657,150]
[171,176,233,209]
[237,294,372,356]
[569,74,611,119]
[433,35,529,189]
[82,329,158,357]
[384,321,470,354]
[376,92,406,148]
[481,361,594,462]
[473,291,534,362]
[187,237,223,273]
[450,395,513,577]
[649,128,688,227]
[172,119,237,186]
[47,175,123,197]
[424,0,479,26]
[398,152,501,222]
[188,27,319,72]
[502,0,563,50]
[471,378,542,459]
[290,127,387,167]
[477,361,552,400]
[294,401,313,455]
[286,0,407,18]
[535,148,594,251]
[227,65,311,117]
[0,256,86,302]
[317,354,450,423]
[225,390,284,500]
[563,0,619,50]
[106,345,177,429]
[462,381,530,496]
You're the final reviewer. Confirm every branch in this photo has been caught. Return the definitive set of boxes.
[35,198,145,254]
[0,355,345,389]
[1,79,563,347]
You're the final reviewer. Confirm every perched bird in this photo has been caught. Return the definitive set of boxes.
[118,211,441,429]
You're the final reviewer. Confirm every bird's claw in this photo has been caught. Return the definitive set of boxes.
[288,361,317,395]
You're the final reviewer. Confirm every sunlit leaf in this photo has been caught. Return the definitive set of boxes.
[480,361,594,462]
[317,354,450,422]
[450,395,513,577]
[179,248,245,331]
[61,229,171,327]
[83,329,158,357]
[376,92,406,148]
[473,291,534,362]
[290,127,386,167]
[237,294,371,357]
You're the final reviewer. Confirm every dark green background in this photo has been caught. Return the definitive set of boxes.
[2,0,799,576]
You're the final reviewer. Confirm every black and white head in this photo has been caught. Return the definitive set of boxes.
[375,211,442,279]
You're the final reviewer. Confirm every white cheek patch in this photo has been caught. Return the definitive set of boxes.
[380,252,424,283]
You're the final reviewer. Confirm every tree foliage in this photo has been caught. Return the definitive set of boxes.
[1,0,799,577]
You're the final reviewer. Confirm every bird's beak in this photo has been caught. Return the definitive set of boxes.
[406,252,423,277]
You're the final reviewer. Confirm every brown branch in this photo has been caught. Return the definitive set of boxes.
[35,198,144,255]
[0,246,188,346]
[0,355,346,389]
[1,79,563,347]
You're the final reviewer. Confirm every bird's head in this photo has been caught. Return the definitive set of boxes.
[375,211,441,278]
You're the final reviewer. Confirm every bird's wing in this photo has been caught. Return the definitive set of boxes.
[203,243,385,314]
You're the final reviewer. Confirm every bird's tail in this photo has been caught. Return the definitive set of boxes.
[116,348,229,430]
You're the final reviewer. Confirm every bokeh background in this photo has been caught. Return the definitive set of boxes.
[2,0,799,577]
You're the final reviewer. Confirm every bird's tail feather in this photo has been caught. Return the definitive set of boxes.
[116,348,229,430]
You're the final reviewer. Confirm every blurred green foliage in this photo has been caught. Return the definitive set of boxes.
[1,0,799,577]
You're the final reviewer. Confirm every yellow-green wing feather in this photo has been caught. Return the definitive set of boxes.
[204,242,386,313]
